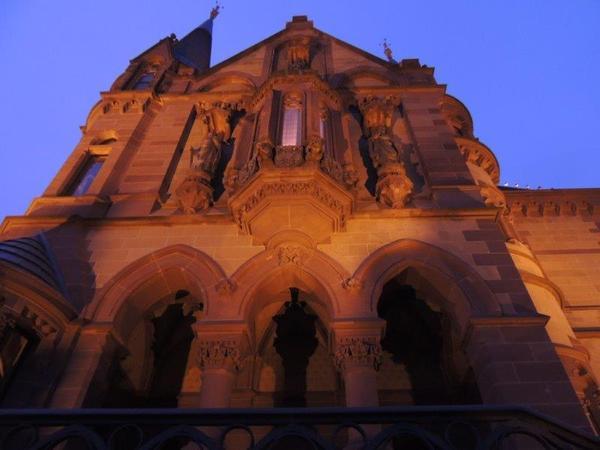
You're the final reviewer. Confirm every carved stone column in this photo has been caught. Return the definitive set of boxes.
[334,335,382,407]
[195,324,247,408]
[333,321,384,448]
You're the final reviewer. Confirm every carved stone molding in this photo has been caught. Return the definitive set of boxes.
[334,336,382,372]
[276,245,311,266]
[480,185,506,208]
[274,145,304,168]
[248,73,341,112]
[197,339,241,371]
[228,161,354,243]
[376,168,414,209]
[174,170,213,214]
[507,200,595,218]
[456,137,500,184]
[215,279,236,295]
[341,277,363,291]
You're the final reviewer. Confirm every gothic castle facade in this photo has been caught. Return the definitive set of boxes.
[1,12,599,449]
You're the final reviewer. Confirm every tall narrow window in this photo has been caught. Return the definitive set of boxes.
[133,72,155,90]
[280,94,303,146]
[319,108,329,153]
[67,155,106,196]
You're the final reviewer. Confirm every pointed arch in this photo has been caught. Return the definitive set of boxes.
[84,245,228,334]
[353,239,501,334]
[231,244,351,321]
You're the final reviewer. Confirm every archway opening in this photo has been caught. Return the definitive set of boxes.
[103,293,201,408]
[244,268,341,408]
[376,268,481,406]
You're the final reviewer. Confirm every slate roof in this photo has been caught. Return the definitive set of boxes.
[0,235,66,295]
[173,17,214,72]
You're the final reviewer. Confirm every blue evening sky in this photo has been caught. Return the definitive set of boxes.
[1,0,599,219]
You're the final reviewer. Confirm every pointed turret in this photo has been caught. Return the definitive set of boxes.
[173,5,220,72]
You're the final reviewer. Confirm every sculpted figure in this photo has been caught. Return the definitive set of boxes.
[175,104,232,213]
[305,135,324,162]
[256,140,274,166]
[358,96,414,208]
[287,37,311,71]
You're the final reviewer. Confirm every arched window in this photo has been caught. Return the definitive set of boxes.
[133,72,155,90]
[280,93,303,146]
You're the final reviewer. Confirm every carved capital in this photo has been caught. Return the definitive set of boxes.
[197,339,241,371]
[334,336,382,372]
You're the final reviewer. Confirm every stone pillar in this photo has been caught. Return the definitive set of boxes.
[465,316,592,433]
[49,325,120,407]
[332,321,384,447]
[334,336,381,407]
[194,323,247,409]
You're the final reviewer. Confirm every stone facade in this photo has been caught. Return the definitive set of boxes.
[1,14,599,437]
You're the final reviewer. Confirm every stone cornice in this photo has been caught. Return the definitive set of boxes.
[1,206,504,235]
[504,188,600,218]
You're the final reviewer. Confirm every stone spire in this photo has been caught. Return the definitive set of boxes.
[173,3,221,72]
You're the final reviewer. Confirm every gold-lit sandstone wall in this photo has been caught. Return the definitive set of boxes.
[1,16,599,433]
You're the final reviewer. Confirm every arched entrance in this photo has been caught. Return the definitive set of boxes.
[376,269,481,406]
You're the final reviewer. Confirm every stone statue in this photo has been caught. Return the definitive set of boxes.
[287,37,311,71]
[358,96,413,208]
[305,135,324,162]
[175,104,232,214]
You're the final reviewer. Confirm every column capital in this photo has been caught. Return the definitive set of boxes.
[197,338,242,371]
[334,335,382,371]
[330,319,385,372]
[194,321,249,372]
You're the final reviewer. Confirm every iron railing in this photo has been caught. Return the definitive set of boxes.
[0,405,598,449]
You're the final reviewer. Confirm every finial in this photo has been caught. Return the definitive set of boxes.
[210,1,222,20]
[382,38,394,63]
